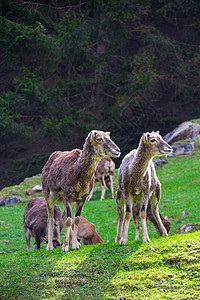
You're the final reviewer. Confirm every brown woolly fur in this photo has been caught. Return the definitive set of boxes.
[115,131,172,245]
[42,130,120,252]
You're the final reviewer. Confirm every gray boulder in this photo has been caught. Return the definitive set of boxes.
[153,157,168,166]
[170,141,195,156]
[0,196,21,206]
[164,121,200,144]
[172,223,200,235]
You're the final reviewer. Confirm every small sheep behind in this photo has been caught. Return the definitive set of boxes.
[23,197,63,251]
[88,157,115,201]
[132,201,171,240]
[68,216,104,245]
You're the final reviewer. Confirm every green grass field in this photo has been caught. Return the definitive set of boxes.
[0,138,200,299]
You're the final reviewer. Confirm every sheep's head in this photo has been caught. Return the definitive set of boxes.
[53,238,62,248]
[142,131,172,157]
[89,130,121,159]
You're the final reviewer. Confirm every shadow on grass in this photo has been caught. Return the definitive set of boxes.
[41,240,143,300]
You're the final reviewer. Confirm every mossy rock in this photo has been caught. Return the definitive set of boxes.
[164,121,200,144]
[171,223,200,235]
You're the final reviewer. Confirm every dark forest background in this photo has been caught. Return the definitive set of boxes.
[0,0,200,189]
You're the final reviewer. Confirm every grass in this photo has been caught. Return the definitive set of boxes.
[0,138,200,299]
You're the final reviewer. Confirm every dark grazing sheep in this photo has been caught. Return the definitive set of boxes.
[23,197,63,251]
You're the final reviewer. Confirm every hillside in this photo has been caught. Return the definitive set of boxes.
[0,132,200,299]
[1,0,200,188]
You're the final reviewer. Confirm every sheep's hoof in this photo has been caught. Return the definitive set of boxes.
[162,232,168,237]
[142,236,150,243]
[119,238,127,246]
[61,245,69,252]
[72,241,80,250]
[161,229,168,237]
[46,244,53,250]
[115,236,120,243]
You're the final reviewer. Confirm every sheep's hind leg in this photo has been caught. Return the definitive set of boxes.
[151,192,168,237]
[132,205,140,240]
[140,198,150,243]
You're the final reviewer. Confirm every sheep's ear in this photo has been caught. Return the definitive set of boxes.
[142,133,148,142]
[90,130,96,142]
[106,131,110,136]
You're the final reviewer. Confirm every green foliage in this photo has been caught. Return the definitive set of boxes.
[1,0,200,187]
[41,108,96,138]
[0,92,18,132]
[158,0,200,15]
[0,91,31,137]
[10,154,50,183]
[13,69,45,105]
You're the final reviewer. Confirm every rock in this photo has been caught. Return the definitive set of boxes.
[26,185,43,195]
[169,142,195,156]
[164,121,200,144]
[172,223,200,235]
[180,224,192,233]
[0,196,21,206]
[153,157,168,166]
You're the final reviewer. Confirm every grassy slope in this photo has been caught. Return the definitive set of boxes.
[0,138,200,299]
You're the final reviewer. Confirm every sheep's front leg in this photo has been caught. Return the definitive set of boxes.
[151,189,168,237]
[62,217,72,252]
[72,216,80,250]
[120,202,132,245]
[87,186,94,201]
[24,228,31,252]
[72,201,85,250]
[140,196,150,243]
[115,189,124,243]
[46,192,55,250]
[34,235,41,250]
[109,175,115,198]
[62,203,72,252]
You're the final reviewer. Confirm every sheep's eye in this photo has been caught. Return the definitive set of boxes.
[150,139,156,143]
[97,137,103,142]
